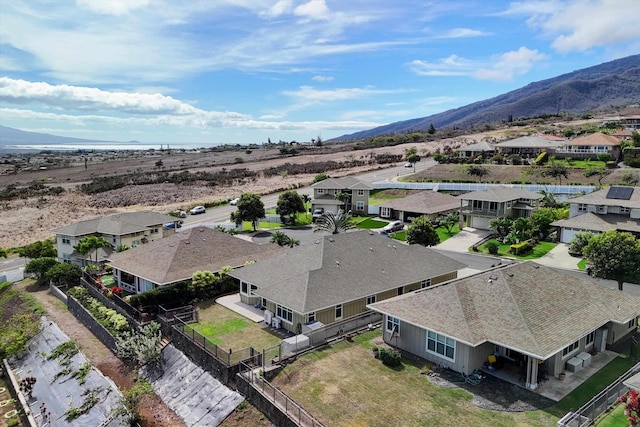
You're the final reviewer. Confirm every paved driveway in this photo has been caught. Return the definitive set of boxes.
[435,227,492,252]
[533,243,581,270]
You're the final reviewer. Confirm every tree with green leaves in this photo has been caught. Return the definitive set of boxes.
[427,123,436,135]
[46,262,81,287]
[512,217,533,241]
[25,257,58,285]
[20,240,56,259]
[115,321,162,368]
[0,247,7,258]
[439,212,458,234]
[276,190,305,224]
[404,147,421,172]
[335,192,348,212]
[466,165,490,182]
[544,161,569,185]
[406,216,439,247]
[538,190,563,209]
[531,207,567,239]
[230,193,265,231]
[584,230,640,291]
[74,235,111,264]
[190,270,217,292]
[583,164,612,186]
[313,173,330,183]
[489,217,513,239]
[270,231,300,247]
[568,231,594,256]
[313,211,353,234]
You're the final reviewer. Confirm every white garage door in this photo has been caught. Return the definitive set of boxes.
[561,228,580,244]
[471,216,491,230]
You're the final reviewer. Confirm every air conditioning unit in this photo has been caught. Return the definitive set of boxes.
[264,310,273,325]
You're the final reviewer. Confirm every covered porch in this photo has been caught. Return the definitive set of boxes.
[484,350,618,401]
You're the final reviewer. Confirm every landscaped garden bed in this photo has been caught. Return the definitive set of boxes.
[474,239,557,260]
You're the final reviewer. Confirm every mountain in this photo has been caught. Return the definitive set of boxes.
[0,125,112,145]
[333,54,640,141]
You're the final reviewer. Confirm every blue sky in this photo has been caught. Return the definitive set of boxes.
[1,0,639,146]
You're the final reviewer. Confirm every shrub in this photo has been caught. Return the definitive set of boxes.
[534,152,548,165]
[379,347,402,367]
[486,241,500,255]
[509,241,533,256]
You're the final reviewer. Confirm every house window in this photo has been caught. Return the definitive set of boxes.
[629,318,637,329]
[61,235,71,245]
[150,228,159,234]
[241,282,248,294]
[386,316,400,335]
[276,305,293,324]
[366,295,376,305]
[380,207,391,217]
[397,286,404,295]
[317,189,325,195]
[578,204,587,212]
[562,341,579,357]
[427,330,455,360]
[335,304,343,320]
[420,279,431,288]
[62,253,71,263]
[585,331,595,346]
[621,206,630,214]
[472,200,482,210]
[307,312,316,323]
[596,205,606,214]
[506,201,512,208]
[357,189,365,196]
[356,201,365,211]
[488,202,498,212]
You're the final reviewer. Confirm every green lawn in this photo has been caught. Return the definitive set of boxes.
[548,357,635,417]
[186,301,281,351]
[241,221,282,230]
[594,403,628,427]
[356,218,388,229]
[369,189,417,205]
[554,159,607,169]
[475,239,557,260]
[272,330,557,427]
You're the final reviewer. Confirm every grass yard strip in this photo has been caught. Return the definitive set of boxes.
[191,302,281,351]
[391,230,406,241]
[272,330,554,427]
[356,218,388,229]
[594,403,627,427]
[436,223,460,242]
[476,239,557,260]
[241,221,282,230]
[546,357,635,417]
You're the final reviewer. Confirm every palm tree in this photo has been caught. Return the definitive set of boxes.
[513,217,533,241]
[313,211,354,234]
[74,235,112,265]
[489,217,512,239]
[335,192,349,212]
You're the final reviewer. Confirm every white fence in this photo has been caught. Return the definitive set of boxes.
[373,181,595,195]
[0,267,24,283]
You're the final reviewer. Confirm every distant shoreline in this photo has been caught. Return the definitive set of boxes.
[0,142,220,153]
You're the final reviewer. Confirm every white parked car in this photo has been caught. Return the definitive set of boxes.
[404,162,413,168]
[229,198,240,205]
[190,205,206,215]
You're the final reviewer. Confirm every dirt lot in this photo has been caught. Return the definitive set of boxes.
[0,138,471,249]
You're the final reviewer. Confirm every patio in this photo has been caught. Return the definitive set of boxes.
[485,350,619,401]
[216,293,265,322]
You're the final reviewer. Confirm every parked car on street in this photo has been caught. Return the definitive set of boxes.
[164,221,183,229]
[229,198,240,205]
[382,220,404,233]
[312,208,325,222]
[190,205,206,215]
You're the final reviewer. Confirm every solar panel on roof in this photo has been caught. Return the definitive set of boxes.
[606,186,634,200]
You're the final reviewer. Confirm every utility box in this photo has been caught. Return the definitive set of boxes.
[283,335,310,354]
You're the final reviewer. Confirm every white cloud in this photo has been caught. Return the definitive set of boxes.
[76,0,150,16]
[312,75,334,82]
[474,47,547,81]
[282,85,401,102]
[437,28,490,39]
[501,0,640,53]
[0,78,205,115]
[409,48,546,81]
[294,0,330,20]
[261,0,293,18]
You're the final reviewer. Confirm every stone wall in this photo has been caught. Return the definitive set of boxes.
[236,374,300,427]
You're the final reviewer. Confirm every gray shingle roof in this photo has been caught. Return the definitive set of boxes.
[229,230,467,314]
[551,212,640,233]
[107,227,282,285]
[311,177,373,190]
[566,186,640,209]
[495,136,564,149]
[369,262,640,360]
[462,141,496,152]
[379,191,460,215]
[52,211,176,236]
[458,186,543,202]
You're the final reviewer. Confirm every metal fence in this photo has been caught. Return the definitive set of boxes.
[558,362,640,427]
[171,315,256,366]
[158,304,199,323]
[304,311,382,347]
[373,181,595,195]
[239,361,325,427]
